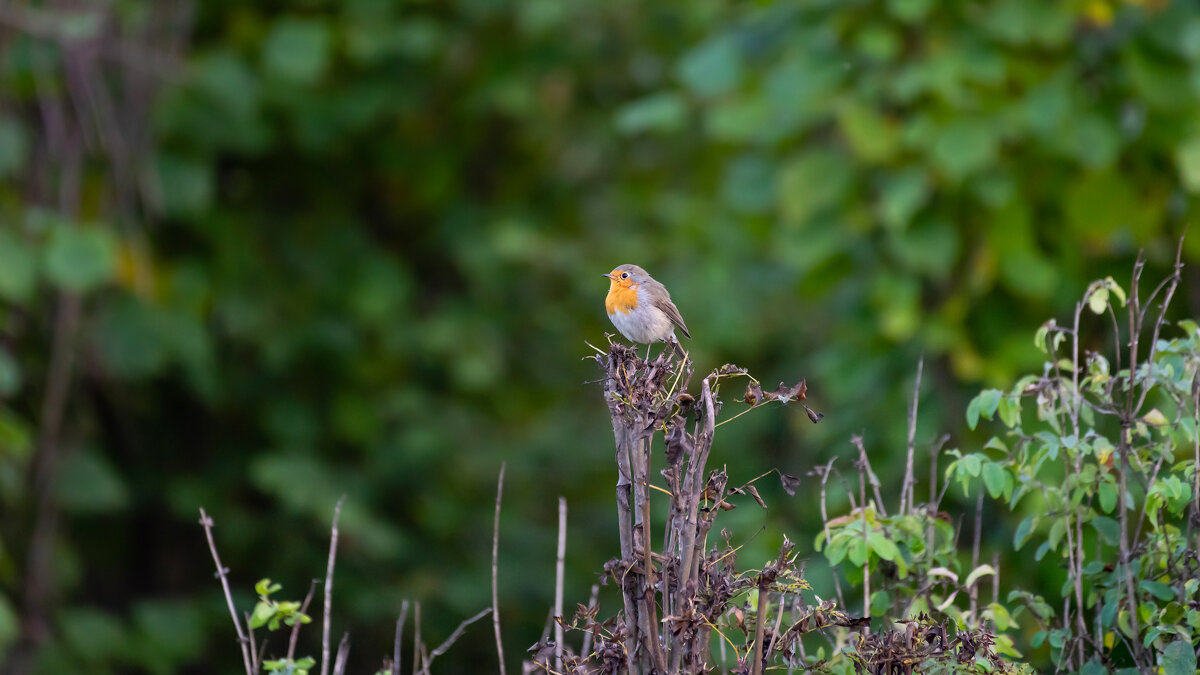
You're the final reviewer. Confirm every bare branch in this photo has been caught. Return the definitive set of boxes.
[555,496,567,673]
[493,463,508,675]
[320,497,346,675]
[902,358,924,516]
[393,600,409,675]
[199,508,254,675]
[425,608,493,670]
[287,580,318,664]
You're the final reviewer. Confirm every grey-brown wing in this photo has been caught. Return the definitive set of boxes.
[650,282,690,338]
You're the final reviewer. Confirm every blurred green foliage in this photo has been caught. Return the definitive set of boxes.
[2,0,1200,672]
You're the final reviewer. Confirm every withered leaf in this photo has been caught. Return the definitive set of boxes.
[741,484,767,509]
[767,379,807,403]
[744,382,763,406]
[779,472,800,496]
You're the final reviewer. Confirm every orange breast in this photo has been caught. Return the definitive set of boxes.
[606,284,639,315]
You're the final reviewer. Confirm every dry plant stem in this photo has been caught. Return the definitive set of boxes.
[1119,260,1145,664]
[638,436,667,673]
[332,633,350,675]
[608,389,641,664]
[751,588,768,675]
[198,508,255,675]
[493,463,508,675]
[555,496,567,674]
[851,436,886,517]
[969,492,982,623]
[991,553,1000,629]
[320,497,345,675]
[816,458,846,610]
[1066,301,1088,655]
[581,583,600,658]
[425,608,492,672]
[287,580,318,663]
[901,358,924,516]
[859,459,869,621]
[765,592,786,664]
[677,380,716,594]
[244,613,257,673]
[412,601,422,675]
[393,600,409,675]
[1193,384,1199,553]
[17,149,83,675]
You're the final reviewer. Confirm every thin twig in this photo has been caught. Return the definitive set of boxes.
[581,583,600,659]
[901,358,924,516]
[555,496,567,673]
[287,580,318,664]
[969,492,983,623]
[493,463,508,675]
[425,608,493,671]
[851,435,886,517]
[412,602,422,675]
[332,632,350,675]
[199,508,254,675]
[393,600,409,675]
[245,612,259,674]
[320,497,346,675]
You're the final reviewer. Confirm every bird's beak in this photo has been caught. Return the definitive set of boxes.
[602,273,614,279]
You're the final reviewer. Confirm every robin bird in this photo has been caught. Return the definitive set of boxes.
[602,264,690,359]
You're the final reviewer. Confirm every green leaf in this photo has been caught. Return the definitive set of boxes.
[1087,285,1109,314]
[966,389,1002,429]
[1163,639,1197,675]
[868,532,898,561]
[887,0,933,22]
[847,537,868,567]
[1014,515,1036,549]
[1139,580,1175,602]
[930,120,999,182]
[1176,134,1200,194]
[55,450,129,514]
[878,168,931,230]
[965,564,996,588]
[249,602,274,629]
[1099,480,1117,513]
[997,395,1021,428]
[1091,516,1121,545]
[837,102,898,163]
[982,462,1007,498]
[263,17,332,85]
[43,225,118,293]
[677,33,743,98]
[615,93,687,135]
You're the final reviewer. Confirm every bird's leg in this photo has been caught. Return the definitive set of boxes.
[645,344,652,362]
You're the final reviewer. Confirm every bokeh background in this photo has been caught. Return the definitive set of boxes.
[3,0,1200,672]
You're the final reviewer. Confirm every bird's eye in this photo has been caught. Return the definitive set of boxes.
[621,272,629,279]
